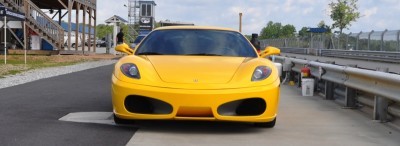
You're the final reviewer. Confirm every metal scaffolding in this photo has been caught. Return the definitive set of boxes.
[127,0,139,42]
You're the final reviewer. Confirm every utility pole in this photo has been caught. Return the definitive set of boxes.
[239,12,242,33]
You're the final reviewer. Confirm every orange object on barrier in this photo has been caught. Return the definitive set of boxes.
[301,66,311,78]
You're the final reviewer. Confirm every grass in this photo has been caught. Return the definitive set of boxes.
[0,54,116,77]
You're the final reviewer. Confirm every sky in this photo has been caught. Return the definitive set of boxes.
[96,0,400,35]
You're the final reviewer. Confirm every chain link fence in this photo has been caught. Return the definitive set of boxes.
[261,30,400,52]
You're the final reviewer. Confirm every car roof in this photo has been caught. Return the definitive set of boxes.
[155,26,237,32]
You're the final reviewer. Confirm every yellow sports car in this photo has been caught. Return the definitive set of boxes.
[112,26,280,128]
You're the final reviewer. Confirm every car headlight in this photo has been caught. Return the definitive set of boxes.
[251,66,272,81]
[120,63,140,79]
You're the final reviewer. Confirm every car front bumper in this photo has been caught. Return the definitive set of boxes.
[112,75,280,123]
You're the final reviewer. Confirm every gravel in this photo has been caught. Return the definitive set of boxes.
[0,59,117,89]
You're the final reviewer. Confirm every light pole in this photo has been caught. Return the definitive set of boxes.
[239,13,242,33]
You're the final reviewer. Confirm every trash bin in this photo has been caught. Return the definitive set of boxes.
[301,78,314,96]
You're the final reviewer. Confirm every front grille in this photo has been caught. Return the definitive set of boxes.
[217,98,266,116]
[124,95,173,114]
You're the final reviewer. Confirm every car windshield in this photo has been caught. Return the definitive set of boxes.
[133,35,146,44]
[135,29,258,57]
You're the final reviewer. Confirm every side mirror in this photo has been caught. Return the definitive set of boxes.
[259,46,280,58]
[115,43,134,55]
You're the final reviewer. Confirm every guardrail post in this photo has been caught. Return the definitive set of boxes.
[373,67,389,122]
[323,61,335,100]
[374,96,388,122]
[344,64,357,108]
[344,87,357,108]
[325,81,335,100]
[297,72,302,88]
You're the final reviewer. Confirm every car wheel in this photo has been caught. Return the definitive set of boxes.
[113,114,133,124]
[72,43,76,48]
[254,118,276,128]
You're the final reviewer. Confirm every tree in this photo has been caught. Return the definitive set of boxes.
[317,21,332,34]
[329,0,360,34]
[282,24,296,38]
[155,21,162,28]
[244,35,252,41]
[96,23,131,42]
[259,21,296,39]
[96,24,113,39]
[298,27,309,38]
[260,21,280,39]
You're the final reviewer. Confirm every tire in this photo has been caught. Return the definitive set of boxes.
[254,118,276,128]
[72,43,76,48]
[113,114,133,124]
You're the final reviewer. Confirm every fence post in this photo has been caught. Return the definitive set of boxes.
[310,33,313,49]
[373,67,389,122]
[381,29,387,51]
[368,30,374,51]
[297,38,300,48]
[397,30,400,52]
[346,33,350,50]
[356,31,362,50]
[284,39,287,47]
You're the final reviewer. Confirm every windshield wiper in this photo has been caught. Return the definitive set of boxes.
[185,53,222,56]
[137,52,164,55]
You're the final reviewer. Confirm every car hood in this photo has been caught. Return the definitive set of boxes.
[147,56,246,84]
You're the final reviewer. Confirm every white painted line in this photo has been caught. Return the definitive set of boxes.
[59,112,116,125]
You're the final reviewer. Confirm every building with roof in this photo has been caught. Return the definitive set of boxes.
[1,0,97,54]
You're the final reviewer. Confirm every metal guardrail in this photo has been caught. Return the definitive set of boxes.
[320,49,400,63]
[274,56,400,122]
[278,47,400,63]
[279,47,307,55]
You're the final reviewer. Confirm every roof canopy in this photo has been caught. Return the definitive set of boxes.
[105,15,128,24]
[0,6,25,21]
[139,1,157,5]
[30,0,96,10]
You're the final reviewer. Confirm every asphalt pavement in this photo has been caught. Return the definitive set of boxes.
[0,65,136,145]
[1,64,400,146]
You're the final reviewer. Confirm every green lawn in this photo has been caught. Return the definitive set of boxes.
[0,55,112,77]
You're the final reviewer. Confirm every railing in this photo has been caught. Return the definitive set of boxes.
[273,47,400,63]
[320,49,400,63]
[0,0,24,11]
[279,47,308,55]
[274,56,400,122]
[261,29,400,52]
[24,0,64,49]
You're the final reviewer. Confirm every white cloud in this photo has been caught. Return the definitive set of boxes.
[283,0,295,13]
[376,20,387,29]
[297,0,315,5]
[302,7,314,15]
[363,7,378,19]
